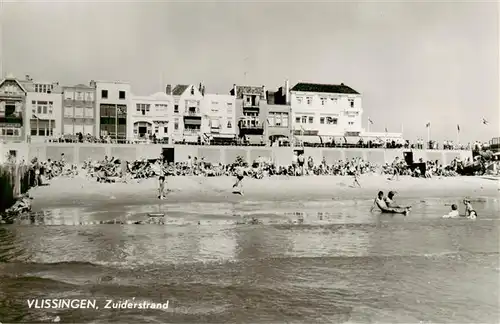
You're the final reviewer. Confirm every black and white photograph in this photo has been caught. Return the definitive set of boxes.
[0,0,499,323]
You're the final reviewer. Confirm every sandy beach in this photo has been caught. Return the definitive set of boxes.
[29,174,500,210]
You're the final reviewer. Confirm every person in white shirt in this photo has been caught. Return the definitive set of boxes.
[442,204,459,218]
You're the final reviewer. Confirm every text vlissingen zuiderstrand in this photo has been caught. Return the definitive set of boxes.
[27,298,170,310]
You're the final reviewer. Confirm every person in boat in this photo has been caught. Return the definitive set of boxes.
[442,204,460,218]
[370,191,410,215]
[463,199,477,219]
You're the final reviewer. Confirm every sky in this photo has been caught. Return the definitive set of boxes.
[1,0,498,143]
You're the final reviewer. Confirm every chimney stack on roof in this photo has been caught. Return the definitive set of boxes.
[262,85,266,100]
[285,79,290,104]
[166,84,172,95]
[202,86,205,96]
[232,84,237,96]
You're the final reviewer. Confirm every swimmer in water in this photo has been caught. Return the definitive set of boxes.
[384,191,411,210]
[442,204,460,218]
[370,191,410,215]
[463,199,477,219]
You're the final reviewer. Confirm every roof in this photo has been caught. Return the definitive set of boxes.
[172,85,189,96]
[63,84,93,89]
[290,82,359,94]
[230,85,265,99]
[0,77,28,93]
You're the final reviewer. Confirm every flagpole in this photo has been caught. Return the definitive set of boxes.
[427,124,431,149]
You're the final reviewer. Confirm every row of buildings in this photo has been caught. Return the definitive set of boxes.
[0,74,402,145]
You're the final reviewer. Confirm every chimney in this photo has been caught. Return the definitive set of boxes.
[90,80,96,88]
[341,82,344,86]
[199,82,202,92]
[202,86,205,96]
[262,85,266,100]
[285,79,290,104]
[25,74,30,81]
[166,84,172,95]
[232,84,237,96]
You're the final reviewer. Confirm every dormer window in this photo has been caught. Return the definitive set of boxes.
[190,87,194,95]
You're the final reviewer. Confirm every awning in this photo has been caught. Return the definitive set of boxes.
[184,135,198,142]
[296,135,321,144]
[213,133,235,139]
[342,136,363,145]
[245,134,263,145]
[184,117,202,126]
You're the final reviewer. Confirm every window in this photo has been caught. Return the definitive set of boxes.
[87,92,94,102]
[330,97,337,103]
[190,87,194,95]
[301,116,307,123]
[174,105,179,113]
[227,121,232,128]
[119,91,126,99]
[65,91,73,100]
[282,114,289,127]
[297,97,303,104]
[227,102,233,113]
[308,116,314,124]
[101,90,108,99]
[48,101,53,114]
[76,92,83,101]
[174,119,179,130]
[348,121,354,125]
[320,98,326,105]
[306,97,312,105]
[320,117,325,124]
[326,117,338,125]
[164,126,168,133]
[349,99,354,108]
[295,117,301,123]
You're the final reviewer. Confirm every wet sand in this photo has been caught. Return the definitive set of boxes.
[29,174,500,211]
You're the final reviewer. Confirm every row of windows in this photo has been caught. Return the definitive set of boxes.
[0,127,20,136]
[101,90,126,100]
[64,91,94,101]
[296,96,355,108]
[64,107,94,118]
[34,84,55,94]
[268,112,289,127]
[295,116,339,125]
[31,100,53,115]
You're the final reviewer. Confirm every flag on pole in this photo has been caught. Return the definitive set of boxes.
[368,118,373,124]
[426,122,431,128]
[483,118,488,125]
[457,124,460,132]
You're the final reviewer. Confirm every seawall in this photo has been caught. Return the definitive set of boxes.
[1,143,473,166]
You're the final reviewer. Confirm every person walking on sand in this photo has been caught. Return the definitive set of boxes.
[390,157,400,181]
[232,163,245,195]
[352,165,361,187]
[157,158,167,199]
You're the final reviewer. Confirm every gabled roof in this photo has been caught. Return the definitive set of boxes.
[230,85,265,99]
[172,85,189,96]
[290,82,359,95]
[0,77,28,94]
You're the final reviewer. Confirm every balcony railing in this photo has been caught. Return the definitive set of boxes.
[243,101,260,108]
[185,109,201,116]
[183,129,201,135]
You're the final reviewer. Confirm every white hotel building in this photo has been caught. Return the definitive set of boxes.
[290,82,401,145]
[202,93,237,142]
[128,91,173,142]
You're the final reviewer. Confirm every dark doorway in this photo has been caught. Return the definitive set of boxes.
[162,147,175,163]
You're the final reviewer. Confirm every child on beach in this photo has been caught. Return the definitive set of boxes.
[463,199,478,219]
[442,204,460,218]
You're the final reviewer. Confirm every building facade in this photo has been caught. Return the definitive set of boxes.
[202,93,236,142]
[230,84,267,144]
[93,80,131,140]
[0,75,28,142]
[128,91,173,142]
[169,83,204,143]
[61,84,96,137]
[266,80,291,145]
[290,82,363,144]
